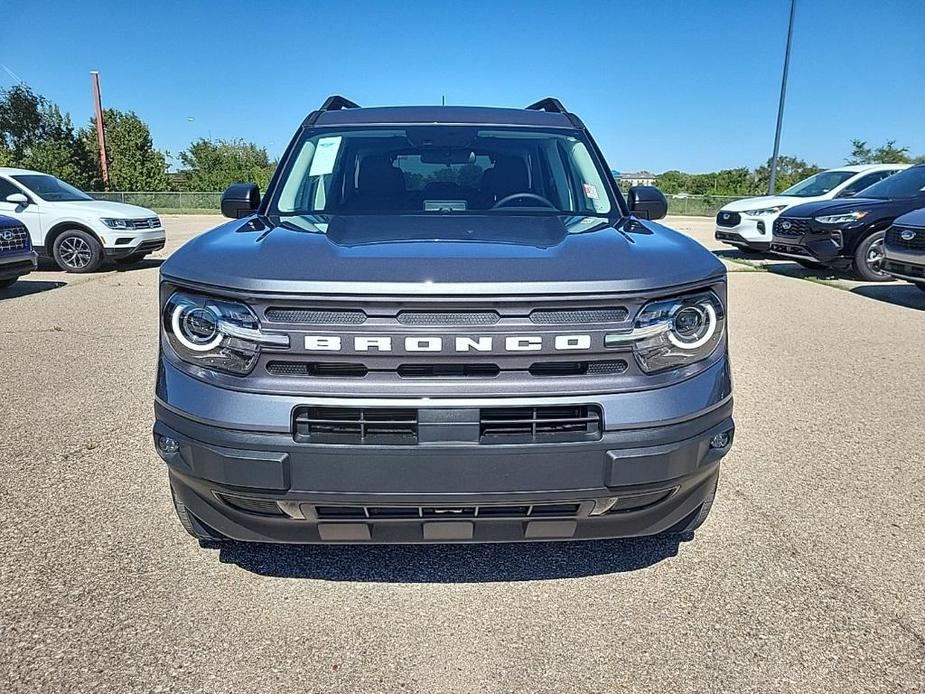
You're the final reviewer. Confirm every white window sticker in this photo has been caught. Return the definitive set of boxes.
[583,183,598,199]
[308,136,342,177]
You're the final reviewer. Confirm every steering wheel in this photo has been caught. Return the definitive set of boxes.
[491,192,556,209]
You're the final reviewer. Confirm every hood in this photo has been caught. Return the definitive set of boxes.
[53,200,157,218]
[161,213,725,296]
[721,195,802,212]
[780,197,891,218]
[894,207,925,228]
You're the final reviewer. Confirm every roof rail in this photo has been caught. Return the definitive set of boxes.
[319,95,361,111]
[525,97,567,114]
[303,95,361,126]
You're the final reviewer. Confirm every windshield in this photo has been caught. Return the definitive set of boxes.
[272,126,614,216]
[780,170,856,197]
[855,166,925,200]
[12,174,93,202]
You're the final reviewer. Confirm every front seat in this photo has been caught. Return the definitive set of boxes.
[350,155,406,210]
[481,155,530,204]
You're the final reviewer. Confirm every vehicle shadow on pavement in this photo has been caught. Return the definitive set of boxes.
[211,535,686,582]
[112,258,165,273]
[0,279,66,300]
[851,284,925,310]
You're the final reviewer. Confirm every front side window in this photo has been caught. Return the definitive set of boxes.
[273,126,614,216]
[855,166,925,200]
[841,170,895,195]
[780,170,856,197]
[11,175,93,202]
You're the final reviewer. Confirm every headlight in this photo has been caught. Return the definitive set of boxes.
[163,291,288,375]
[742,205,786,216]
[100,218,132,229]
[606,291,726,373]
[814,211,868,224]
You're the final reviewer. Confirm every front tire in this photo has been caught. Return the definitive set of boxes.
[852,231,892,282]
[52,229,103,273]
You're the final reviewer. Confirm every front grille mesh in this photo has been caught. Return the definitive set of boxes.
[397,311,500,326]
[887,227,925,250]
[313,503,581,520]
[773,218,813,236]
[479,406,602,444]
[529,308,628,324]
[265,308,367,324]
[0,225,30,255]
[294,407,418,444]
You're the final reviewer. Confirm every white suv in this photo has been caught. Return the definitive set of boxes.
[0,167,166,273]
[714,164,908,254]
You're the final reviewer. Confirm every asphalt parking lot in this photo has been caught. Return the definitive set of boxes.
[1,214,924,693]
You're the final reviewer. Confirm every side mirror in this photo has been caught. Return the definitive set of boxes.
[627,185,668,221]
[5,193,29,206]
[837,189,857,198]
[221,183,260,219]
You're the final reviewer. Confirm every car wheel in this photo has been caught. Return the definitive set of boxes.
[171,486,226,542]
[852,230,892,282]
[0,277,17,288]
[113,252,148,266]
[52,229,103,273]
[795,259,826,270]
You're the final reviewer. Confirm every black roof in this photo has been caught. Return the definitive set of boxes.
[313,105,574,128]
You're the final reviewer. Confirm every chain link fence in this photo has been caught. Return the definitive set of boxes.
[665,195,746,217]
[89,191,748,217]
[89,191,222,214]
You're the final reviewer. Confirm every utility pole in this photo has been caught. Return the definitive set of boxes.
[90,70,110,190]
[768,0,796,195]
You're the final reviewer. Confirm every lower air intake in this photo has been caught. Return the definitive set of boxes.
[479,405,602,444]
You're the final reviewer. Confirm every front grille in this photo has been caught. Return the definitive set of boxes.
[773,217,812,236]
[293,406,418,444]
[479,405,602,444]
[267,361,368,377]
[884,260,925,279]
[529,308,628,324]
[529,360,627,377]
[397,311,500,326]
[313,502,582,520]
[265,308,367,324]
[886,227,925,250]
[716,211,741,227]
[396,363,501,378]
[129,217,161,230]
[215,493,285,516]
[0,225,30,256]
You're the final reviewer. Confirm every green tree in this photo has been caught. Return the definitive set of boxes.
[176,138,276,191]
[0,84,97,188]
[754,155,822,193]
[81,108,170,191]
[846,139,911,165]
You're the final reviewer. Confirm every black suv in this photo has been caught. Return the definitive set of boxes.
[153,97,734,545]
[771,164,925,280]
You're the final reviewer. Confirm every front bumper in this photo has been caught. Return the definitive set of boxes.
[0,251,38,281]
[101,229,166,258]
[770,224,850,268]
[714,215,775,250]
[153,358,734,543]
[884,245,925,284]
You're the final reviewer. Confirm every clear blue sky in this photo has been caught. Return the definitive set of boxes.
[3,0,923,173]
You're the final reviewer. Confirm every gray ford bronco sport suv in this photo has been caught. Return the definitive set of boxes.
[154,97,734,544]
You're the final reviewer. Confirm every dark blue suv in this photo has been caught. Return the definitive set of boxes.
[0,215,37,289]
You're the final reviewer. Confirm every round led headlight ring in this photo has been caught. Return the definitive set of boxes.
[171,304,222,352]
[668,302,717,349]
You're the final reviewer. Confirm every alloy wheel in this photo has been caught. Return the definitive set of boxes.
[59,236,93,270]
[865,238,887,278]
